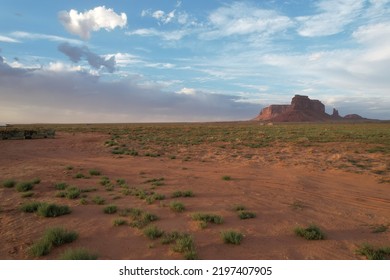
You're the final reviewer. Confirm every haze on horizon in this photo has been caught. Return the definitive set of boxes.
[1,0,389,123]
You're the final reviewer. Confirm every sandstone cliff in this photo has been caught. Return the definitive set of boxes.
[253,95,362,122]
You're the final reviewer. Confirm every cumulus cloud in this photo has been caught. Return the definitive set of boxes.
[296,0,365,37]
[58,43,116,73]
[58,6,127,40]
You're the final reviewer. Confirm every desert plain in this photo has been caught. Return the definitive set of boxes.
[0,122,389,260]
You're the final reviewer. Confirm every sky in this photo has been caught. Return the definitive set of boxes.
[0,0,389,123]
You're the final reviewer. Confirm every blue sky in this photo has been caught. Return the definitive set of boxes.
[1,0,389,122]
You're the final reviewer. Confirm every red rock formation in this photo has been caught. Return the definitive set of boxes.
[344,114,364,119]
[253,95,364,122]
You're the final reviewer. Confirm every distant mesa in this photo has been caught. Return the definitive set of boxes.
[253,95,365,122]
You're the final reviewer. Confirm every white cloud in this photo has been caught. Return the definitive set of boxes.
[58,6,127,40]
[106,53,143,67]
[0,35,20,43]
[126,28,189,41]
[296,0,365,37]
[10,31,83,45]
[142,9,176,25]
[176,87,196,95]
[46,62,83,72]
[201,2,293,39]
[352,22,390,61]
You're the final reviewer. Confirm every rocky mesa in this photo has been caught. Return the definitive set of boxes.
[253,95,364,122]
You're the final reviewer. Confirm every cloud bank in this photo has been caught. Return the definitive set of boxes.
[59,6,127,40]
[0,59,259,123]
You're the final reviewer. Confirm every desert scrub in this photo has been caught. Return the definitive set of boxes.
[37,203,71,217]
[128,209,158,229]
[21,191,34,198]
[371,224,388,233]
[161,231,184,245]
[221,230,244,245]
[222,175,232,181]
[238,211,256,219]
[100,176,110,186]
[356,243,390,260]
[169,201,185,212]
[116,178,126,185]
[54,182,68,190]
[2,179,16,188]
[16,181,34,192]
[74,172,85,179]
[65,165,73,170]
[59,248,98,260]
[103,204,117,214]
[65,187,81,199]
[172,234,197,260]
[143,226,164,240]
[191,213,223,228]
[89,169,101,176]
[80,198,88,205]
[144,177,165,186]
[20,201,43,213]
[171,191,194,198]
[29,227,78,257]
[113,219,127,226]
[92,196,105,205]
[31,178,41,184]
[233,204,245,211]
[294,224,325,240]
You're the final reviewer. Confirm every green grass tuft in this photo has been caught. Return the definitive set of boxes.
[169,201,185,212]
[65,187,81,199]
[21,191,34,198]
[29,227,78,257]
[20,201,43,213]
[89,169,101,176]
[54,182,68,190]
[191,213,223,225]
[221,230,244,245]
[233,204,245,211]
[294,224,325,240]
[92,196,105,205]
[103,204,117,214]
[143,226,164,240]
[356,243,390,260]
[113,219,127,226]
[59,248,98,260]
[2,179,16,188]
[172,234,197,259]
[238,211,256,219]
[74,173,85,179]
[16,181,34,192]
[172,190,194,198]
[37,203,71,217]
[31,178,41,184]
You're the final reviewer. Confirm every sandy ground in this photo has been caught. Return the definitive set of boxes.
[0,132,389,259]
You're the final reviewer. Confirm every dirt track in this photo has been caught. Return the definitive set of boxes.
[0,132,389,259]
